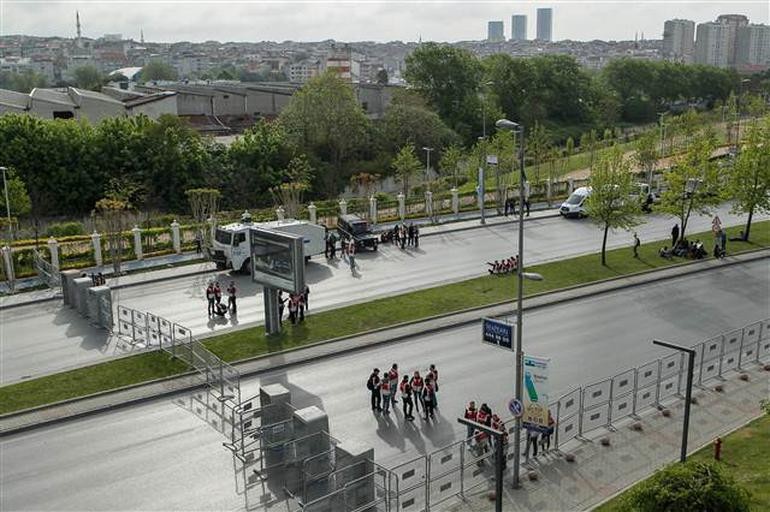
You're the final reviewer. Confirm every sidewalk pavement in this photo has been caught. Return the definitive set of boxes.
[0,206,559,310]
[2,248,765,437]
[439,364,769,512]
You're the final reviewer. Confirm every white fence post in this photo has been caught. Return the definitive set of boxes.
[91,231,103,267]
[451,188,459,217]
[1,245,14,289]
[276,206,285,221]
[308,203,317,224]
[131,225,143,260]
[568,178,574,194]
[425,190,433,220]
[338,199,347,216]
[47,237,60,272]
[171,220,181,254]
[397,193,405,221]
[207,216,216,242]
[369,195,377,225]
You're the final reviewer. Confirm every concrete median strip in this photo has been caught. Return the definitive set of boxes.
[1,247,767,437]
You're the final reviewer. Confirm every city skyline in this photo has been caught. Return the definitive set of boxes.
[1,1,768,44]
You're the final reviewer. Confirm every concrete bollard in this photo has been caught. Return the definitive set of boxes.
[171,220,181,254]
[1,245,15,291]
[308,203,317,224]
[397,193,405,221]
[47,237,60,272]
[369,196,377,225]
[276,206,285,222]
[73,276,92,316]
[339,198,347,216]
[131,225,143,260]
[451,188,459,217]
[60,269,80,306]
[91,231,102,267]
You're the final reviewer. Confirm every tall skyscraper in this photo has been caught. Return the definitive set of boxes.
[695,22,730,68]
[487,21,505,42]
[716,14,749,66]
[736,24,770,70]
[511,15,527,41]
[536,8,553,42]
[663,19,695,62]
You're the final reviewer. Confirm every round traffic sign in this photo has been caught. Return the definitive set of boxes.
[508,398,523,417]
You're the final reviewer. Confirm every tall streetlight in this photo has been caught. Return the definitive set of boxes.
[652,339,695,463]
[1,166,12,243]
[495,118,543,489]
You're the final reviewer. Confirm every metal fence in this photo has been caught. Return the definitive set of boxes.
[377,318,770,512]
[33,248,60,289]
[116,304,241,403]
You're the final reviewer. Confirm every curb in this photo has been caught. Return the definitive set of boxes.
[2,250,766,437]
[0,211,559,312]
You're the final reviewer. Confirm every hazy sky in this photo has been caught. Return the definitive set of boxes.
[1,1,768,43]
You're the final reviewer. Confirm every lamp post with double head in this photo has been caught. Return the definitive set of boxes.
[495,119,543,489]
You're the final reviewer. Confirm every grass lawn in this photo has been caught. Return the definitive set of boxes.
[0,221,767,415]
[594,414,770,511]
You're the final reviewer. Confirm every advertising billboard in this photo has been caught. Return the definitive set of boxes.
[249,227,305,294]
[522,354,551,431]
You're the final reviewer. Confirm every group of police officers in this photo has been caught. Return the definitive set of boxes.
[367,363,439,421]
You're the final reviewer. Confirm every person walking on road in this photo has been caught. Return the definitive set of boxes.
[410,371,424,414]
[381,371,392,414]
[278,291,286,325]
[414,225,420,247]
[348,239,357,273]
[428,364,439,399]
[400,376,415,420]
[388,364,399,404]
[633,232,641,258]
[367,368,382,411]
[206,282,216,317]
[214,282,222,305]
[227,281,237,314]
[303,285,310,311]
[464,401,478,442]
[288,294,298,324]
[671,223,680,248]
[540,412,555,452]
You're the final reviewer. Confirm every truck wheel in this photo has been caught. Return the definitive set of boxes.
[239,258,251,274]
[373,242,378,251]
[305,255,311,262]
[215,262,226,270]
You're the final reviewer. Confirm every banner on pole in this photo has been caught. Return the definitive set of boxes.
[522,354,551,431]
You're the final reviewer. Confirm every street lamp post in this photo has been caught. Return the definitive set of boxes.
[652,339,696,463]
[1,166,12,243]
[495,118,541,489]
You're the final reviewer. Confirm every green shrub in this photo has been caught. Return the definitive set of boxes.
[622,460,751,512]
[45,221,85,237]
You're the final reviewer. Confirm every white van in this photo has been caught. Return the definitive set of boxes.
[212,211,326,273]
[560,186,592,218]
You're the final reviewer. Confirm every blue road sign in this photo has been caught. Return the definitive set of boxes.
[508,398,523,417]
[482,318,514,351]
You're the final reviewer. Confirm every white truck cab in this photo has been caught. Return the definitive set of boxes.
[212,211,326,273]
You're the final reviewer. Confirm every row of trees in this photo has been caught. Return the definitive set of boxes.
[585,116,770,265]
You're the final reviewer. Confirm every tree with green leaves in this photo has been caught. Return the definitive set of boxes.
[0,167,31,242]
[727,118,770,241]
[403,43,483,141]
[634,130,659,186]
[622,460,750,512]
[271,155,313,219]
[139,61,178,82]
[392,145,422,196]
[580,130,599,170]
[185,188,221,250]
[279,71,370,194]
[585,146,643,265]
[657,129,721,241]
[375,69,388,86]
[0,69,47,92]
[438,145,465,187]
[528,122,551,187]
[94,180,136,274]
[72,65,105,91]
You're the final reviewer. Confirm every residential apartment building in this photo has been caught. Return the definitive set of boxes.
[736,24,770,71]
[695,22,730,68]
[511,15,527,41]
[662,19,695,62]
[487,21,505,43]
[536,8,553,42]
[716,14,749,67]
[288,59,320,83]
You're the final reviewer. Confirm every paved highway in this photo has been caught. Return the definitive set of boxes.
[1,205,765,383]
[2,260,768,511]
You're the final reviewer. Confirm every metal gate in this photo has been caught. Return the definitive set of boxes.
[33,249,60,289]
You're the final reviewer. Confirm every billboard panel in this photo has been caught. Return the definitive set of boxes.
[249,227,305,294]
[522,354,551,431]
